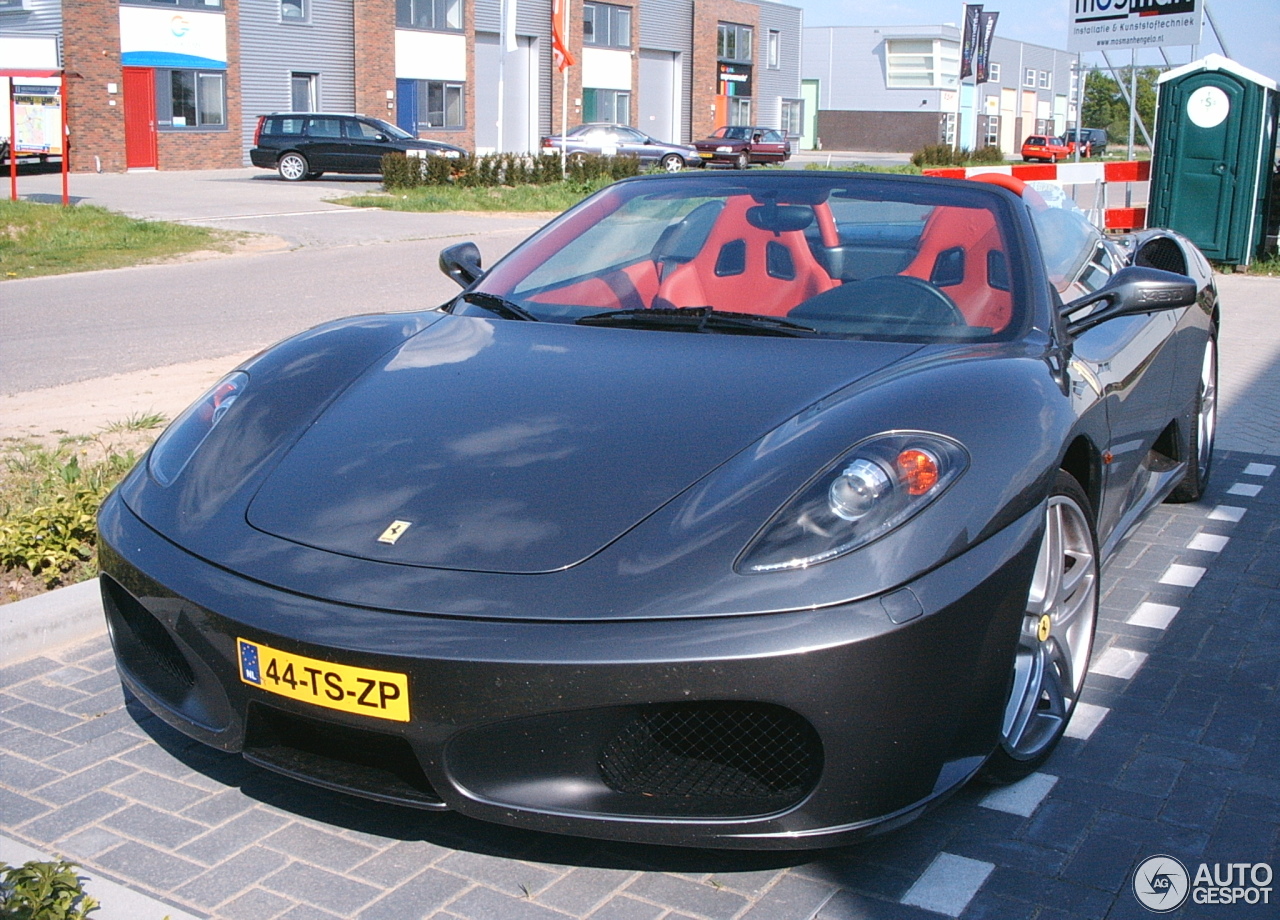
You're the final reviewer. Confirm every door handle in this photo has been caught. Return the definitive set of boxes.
[1213,163,1227,174]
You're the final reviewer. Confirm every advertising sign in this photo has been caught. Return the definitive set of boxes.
[13,90,62,155]
[1069,0,1204,53]
[119,5,227,69]
[718,62,752,98]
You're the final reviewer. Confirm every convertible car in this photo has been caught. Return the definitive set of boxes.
[98,171,1218,849]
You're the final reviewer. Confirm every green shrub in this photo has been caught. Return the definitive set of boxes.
[382,150,640,191]
[0,860,100,920]
[0,486,104,586]
[970,144,1005,164]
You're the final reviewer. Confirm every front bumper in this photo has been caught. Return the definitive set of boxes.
[98,493,1041,849]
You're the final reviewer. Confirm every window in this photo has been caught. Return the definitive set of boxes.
[983,115,999,147]
[157,69,225,128]
[987,62,1000,83]
[0,0,31,11]
[768,30,780,69]
[728,97,751,125]
[717,23,753,63]
[583,3,630,49]
[941,112,956,146]
[583,88,631,125]
[291,73,317,111]
[281,0,307,22]
[780,99,802,136]
[396,0,462,31]
[421,81,464,129]
[1038,70,1051,89]
[885,39,959,89]
[1024,67,1036,87]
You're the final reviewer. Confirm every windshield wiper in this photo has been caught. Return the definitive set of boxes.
[576,307,817,337]
[454,291,540,322]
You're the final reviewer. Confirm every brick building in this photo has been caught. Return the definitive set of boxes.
[0,0,802,172]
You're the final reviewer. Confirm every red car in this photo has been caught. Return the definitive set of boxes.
[1021,135,1073,163]
[694,126,791,169]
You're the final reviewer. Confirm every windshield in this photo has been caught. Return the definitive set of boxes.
[370,118,414,139]
[472,174,1026,342]
[715,127,753,140]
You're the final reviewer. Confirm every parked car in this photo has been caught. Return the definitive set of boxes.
[1062,127,1109,157]
[250,113,467,181]
[100,170,1217,850]
[695,126,791,168]
[1021,135,1074,162]
[539,124,702,171]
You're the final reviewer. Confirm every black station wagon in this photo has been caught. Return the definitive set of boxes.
[250,113,467,181]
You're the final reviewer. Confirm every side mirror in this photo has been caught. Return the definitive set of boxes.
[1063,265,1197,336]
[439,242,484,288]
[375,133,388,142]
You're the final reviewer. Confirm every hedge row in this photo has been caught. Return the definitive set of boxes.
[911,144,1006,167]
[382,151,642,189]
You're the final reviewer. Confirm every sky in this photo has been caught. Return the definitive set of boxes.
[788,0,1280,84]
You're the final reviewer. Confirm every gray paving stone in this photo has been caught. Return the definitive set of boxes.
[584,895,665,920]
[623,873,749,920]
[353,838,452,888]
[356,867,470,920]
[736,873,836,919]
[62,685,129,718]
[33,759,136,806]
[180,788,257,826]
[102,802,209,849]
[0,786,51,826]
[175,846,291,909]
[5,701,83,734]
[41,729,145,773]
[1060,833,1142,893]
[1114,753,1187,799]
[95,840,206,890]
[217,886,296,920]
[278,904,347,920]
[10,679,91,710]
[262,861,384,915]
[0,657,61,686]
[263,821,381,872]
[110,770,214,812]
[444,885,573,920]
[178,808,294,864]
[58,826,127,858]
[1,755,64,791]
[534,866,636,914]
[707,867,788,898]
[0,725,75,760]
[17,791,127,842]
[437,850,563,898]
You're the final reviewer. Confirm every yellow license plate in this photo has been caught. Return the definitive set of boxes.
[699,151,713,158]
[237,638,410,722]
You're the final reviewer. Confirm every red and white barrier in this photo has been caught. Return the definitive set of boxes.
[923,160,1152,231]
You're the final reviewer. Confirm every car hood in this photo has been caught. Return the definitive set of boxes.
[245,315,920,574]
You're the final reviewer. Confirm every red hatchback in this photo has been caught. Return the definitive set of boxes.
[695,126,791,169]
[1020,135,1073,163]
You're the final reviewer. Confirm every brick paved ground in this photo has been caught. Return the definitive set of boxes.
[2,449,1275,920]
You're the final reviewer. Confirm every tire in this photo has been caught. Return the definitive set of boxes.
[659,154,684,173]
[982,471,1098,784]
[1050,154,1059,163]
[734,151,749,170]
[305,171,324,180]
[278,152,309,182]
[1167,334,1218,503]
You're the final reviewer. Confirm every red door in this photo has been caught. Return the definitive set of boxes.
[122,67,157,169]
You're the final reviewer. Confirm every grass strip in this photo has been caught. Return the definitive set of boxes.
[0,199,234,279]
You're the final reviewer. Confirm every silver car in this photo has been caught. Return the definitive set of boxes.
[540,123,702,171]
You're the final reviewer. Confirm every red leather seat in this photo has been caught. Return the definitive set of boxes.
[655,197,837,316]
[902,205,1013,332]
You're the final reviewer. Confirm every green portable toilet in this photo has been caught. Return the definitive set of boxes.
[1149,54,1278,266]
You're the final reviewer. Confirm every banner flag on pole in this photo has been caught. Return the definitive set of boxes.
[504,0,518,52]
[960,4,982,80]
[975,11,999,84]
[552,0,575,72]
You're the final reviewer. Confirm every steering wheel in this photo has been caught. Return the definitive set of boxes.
[790,274,966,327]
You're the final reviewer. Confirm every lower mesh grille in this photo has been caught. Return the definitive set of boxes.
[599,703,821,808]
[101,576,196,701]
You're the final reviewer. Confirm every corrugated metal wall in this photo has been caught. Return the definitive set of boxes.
[239,0,356,163]
[0,0,63,58]
[752,1,800,131]
[476,0,552,139]
[640,0,693,142]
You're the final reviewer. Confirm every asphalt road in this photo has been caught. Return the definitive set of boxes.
[2,168,550,394]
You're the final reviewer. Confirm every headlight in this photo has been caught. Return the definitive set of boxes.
[441,149,462,159]
[737,432,968,573]
[716,145,733,153]
[148,372,248,486]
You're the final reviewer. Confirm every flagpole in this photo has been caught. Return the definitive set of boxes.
[560,0,569,177]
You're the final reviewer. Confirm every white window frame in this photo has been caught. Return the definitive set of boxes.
[1024,67,1037,88]
[767,30,780,69]
[281,0,307,23]
[987,62,1000,83]
[1038,70,1051,89]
